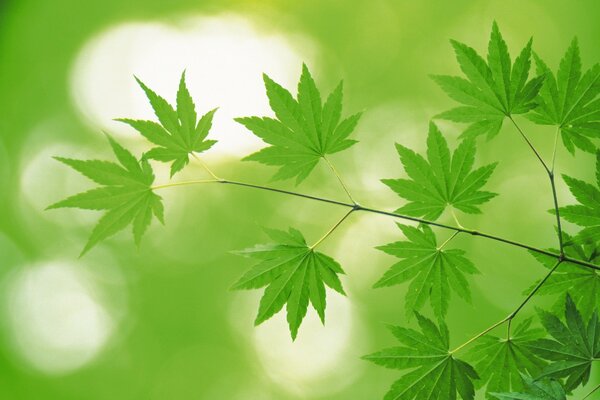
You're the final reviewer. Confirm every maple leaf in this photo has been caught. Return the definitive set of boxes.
[529,230,600,320]
[433,22,544,139]
[527,38,600,154]
[491,375,566,400]
[375,223,478,319]
[382,122,497,220]
[48,136,164,255]
[529,294,600,392]
[232,227,346,339]
[468,318,546,396]
[363,313,479,400]
[236,64,362,184]
[117,71,218,177]
[558,151,600,242]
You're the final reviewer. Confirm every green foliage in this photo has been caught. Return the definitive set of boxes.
[363,313,478,400]
[558,151,600,241]
[375,224,478,319]
[491,375,566,400]
[382,122,497,220]
[232,227,345,339]
[530,295,600,392]
[118,71,218,177]
[468,319,546,395]
[48,136,163,255]
[527,39,600,154]
[433,22,544,139]
[530,231,600,319]
[48,22,600,399]
[236,64,362,184]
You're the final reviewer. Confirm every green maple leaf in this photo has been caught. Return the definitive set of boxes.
[529,294,600,392]
[232,227,346,339]
[558,151,600,242]
[530,231,600,320]
[363,313,479,400]
[382,122,497,220]
[527,38,600,154]
[468,318,546,396]
[375,223,478,319]
[117,71,218,177]
[48,136,164,255]
[491,375,566,400]
[236,64,362,184]
[433,22,544,139]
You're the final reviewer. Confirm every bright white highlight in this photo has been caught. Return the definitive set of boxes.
[6,262,114,374]
[70,14,314,158]
[231,290,362,397]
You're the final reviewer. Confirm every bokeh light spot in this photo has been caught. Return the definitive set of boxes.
[5,262,114,374]
[230,290,363,397]
[70,14,315,158]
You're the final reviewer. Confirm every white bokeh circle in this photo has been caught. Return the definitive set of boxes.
[5,261,115,374]
[230,290,363,397]
[70,14,316,158]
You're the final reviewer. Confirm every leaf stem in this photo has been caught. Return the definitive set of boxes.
[551,126,560,174]
[549,174,565,253]
[438,231,460,250]
[191,153,223,181]
[507,259,563,337]
[151,179,219,190]
[323,156,357,204]
[509,118,564,252]
[583,383,600,399]
[149,178,600,271]
[310,208,355,250]
[451,259,562,354]
[508,116,550,173]
[547,126,564,251]
[451,208,465,229]
[449,317,510,354]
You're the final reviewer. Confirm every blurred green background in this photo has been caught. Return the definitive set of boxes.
[1,0,599,398]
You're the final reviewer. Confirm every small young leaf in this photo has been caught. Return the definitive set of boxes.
[117,71,217,176]
[48,136,163,255]
[382,122,497,220]
[363,313,479,400]
[232,227,345,339]
[236,64,361,184]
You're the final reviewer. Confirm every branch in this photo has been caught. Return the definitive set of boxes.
[151,178,600,271]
